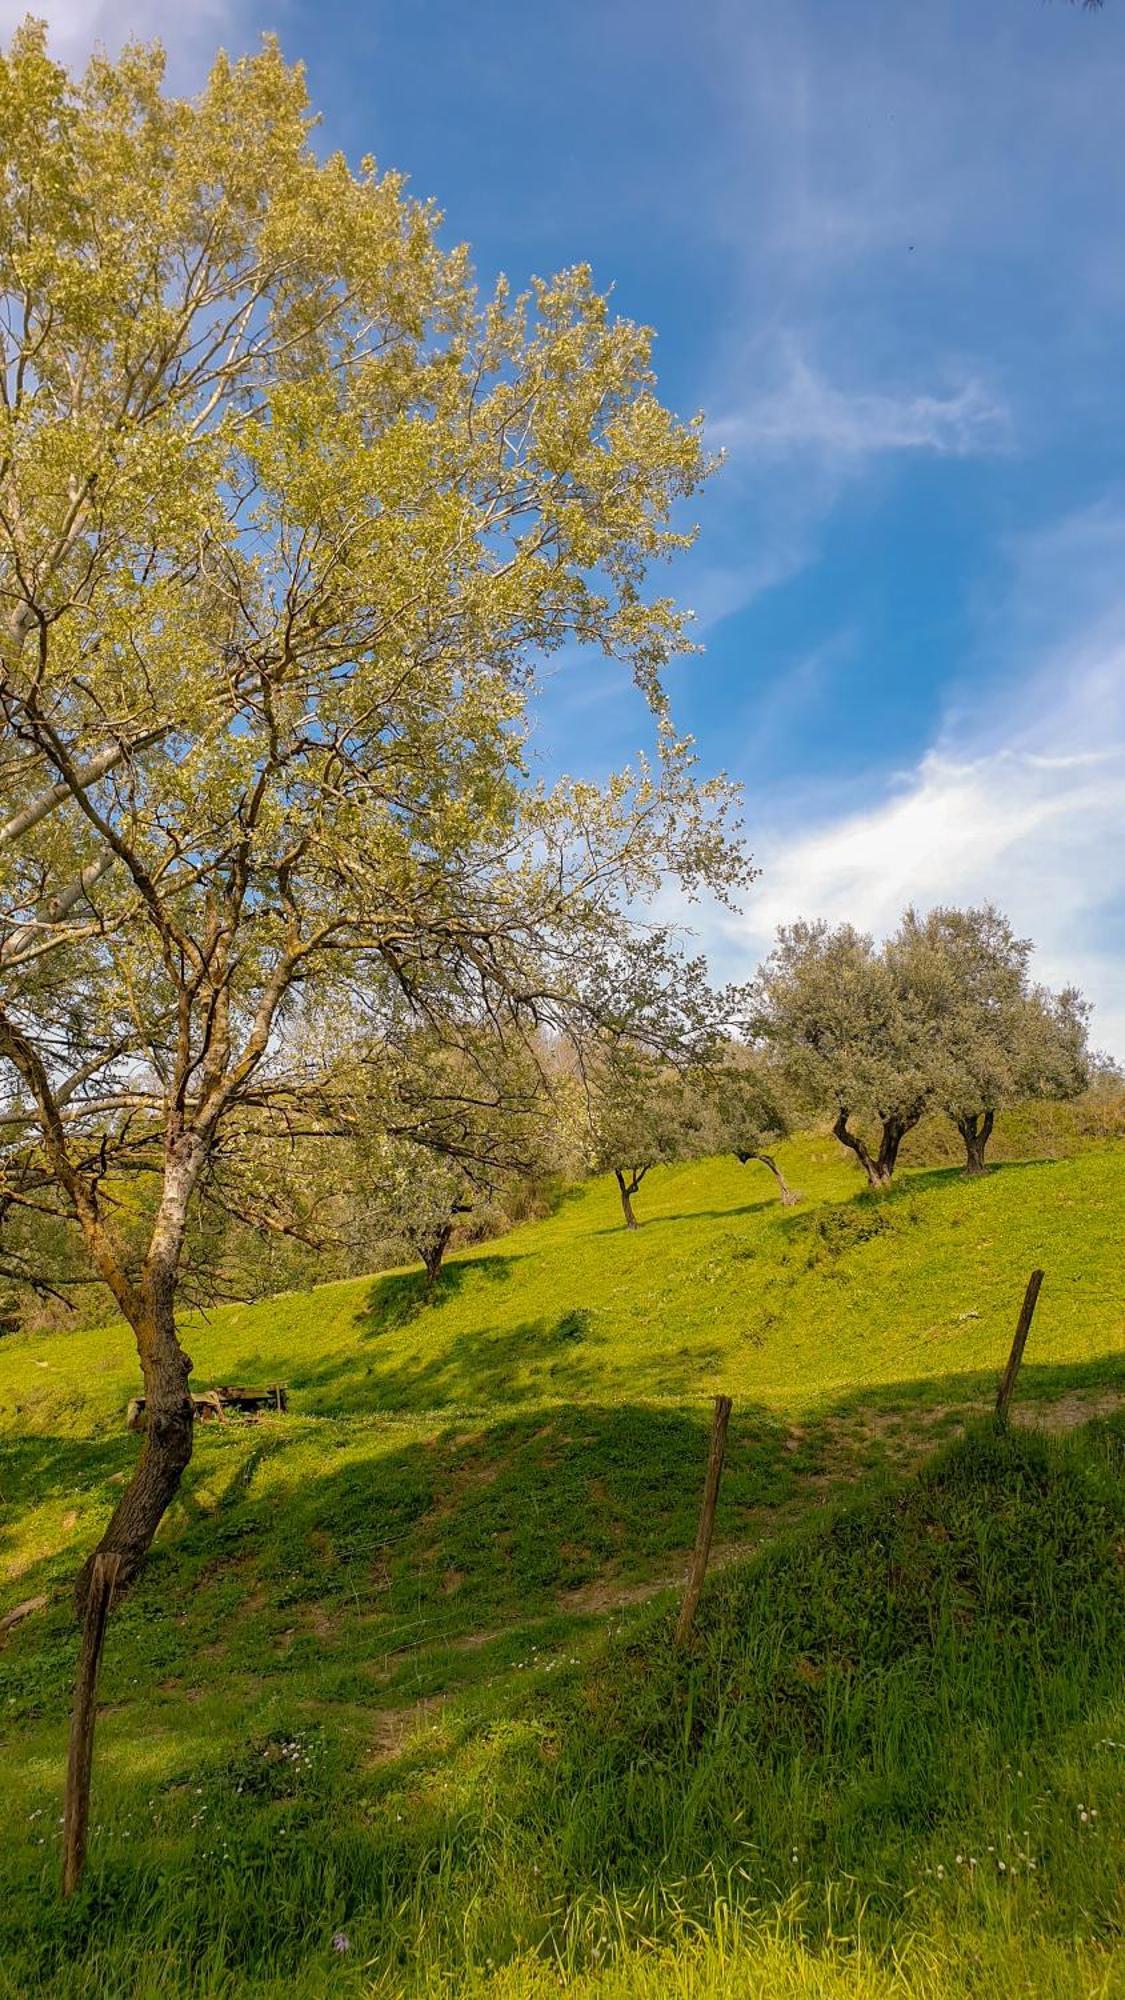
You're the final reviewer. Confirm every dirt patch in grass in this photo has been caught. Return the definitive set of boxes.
[366,1694,447,1763]
[558,1536,766,1616]
[1014,1388,1125,1431]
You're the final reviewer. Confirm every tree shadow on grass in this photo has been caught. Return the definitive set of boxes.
[354,1252,522,1338]
[6,1353,1122,1652]
[589,1196,780,1235]
[288,1304,610,1413]
[2,1377,1123,2000]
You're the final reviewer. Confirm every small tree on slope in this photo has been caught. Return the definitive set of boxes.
[588,1048,704,1229]
[699,1051,798,1204]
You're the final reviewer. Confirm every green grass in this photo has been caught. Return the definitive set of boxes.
[1,1137,1123,1997]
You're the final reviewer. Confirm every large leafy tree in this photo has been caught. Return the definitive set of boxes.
[751,920,932,1187]
[890,906,1090,1174]
[0,26,750,1610]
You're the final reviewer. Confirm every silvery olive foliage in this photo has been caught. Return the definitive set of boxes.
[0,26,751,1593]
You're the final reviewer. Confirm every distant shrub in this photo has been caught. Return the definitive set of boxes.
[808,1204,893,1253]
[554,1308,593,1344]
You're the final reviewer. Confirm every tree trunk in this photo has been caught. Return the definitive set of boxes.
[958,1109,994,1177]
[750,1153,799,1205]
[832,1111,883,1188]
[75,1276,194,1617]
[614,1168,639,1230]
[874,1117,906,1185]
[420,1224,453,1295]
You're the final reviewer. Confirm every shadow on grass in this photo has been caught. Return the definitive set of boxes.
[589,1196,780,1235]
[289,1299,611,1412]
[5,1352,1123,1647]
[355,1252,521,1337]
[1,1398,1123,1999]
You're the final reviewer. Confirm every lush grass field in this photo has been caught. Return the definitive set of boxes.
[1,1136,1123,1997]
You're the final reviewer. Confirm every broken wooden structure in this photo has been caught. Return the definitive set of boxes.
[126,1384,288,1431]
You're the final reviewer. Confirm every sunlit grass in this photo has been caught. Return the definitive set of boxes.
[1,1139,1123,1996]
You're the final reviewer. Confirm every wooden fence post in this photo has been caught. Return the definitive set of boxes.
[995,1270,1045,1427]
[675,1395,733,1646]
[62,1551,121,1897]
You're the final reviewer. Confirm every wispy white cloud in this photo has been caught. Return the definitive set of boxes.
[0,0,265,79]
[683,0,1125,615]
[706,725,1125,1059]
[716,349,1011,463]
[666,505,1125,1058]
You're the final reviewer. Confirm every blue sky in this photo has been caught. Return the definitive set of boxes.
[11,0,1125,1053]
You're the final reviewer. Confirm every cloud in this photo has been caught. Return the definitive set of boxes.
[668,505,1125,1059]
[716,349,1011,463]
[0,0,264,78]
[704,727,1125,1059]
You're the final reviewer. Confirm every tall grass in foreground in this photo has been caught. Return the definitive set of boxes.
[1,1422,1121,1998]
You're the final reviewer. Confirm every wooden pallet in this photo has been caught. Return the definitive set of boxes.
[125,1384,288,1431]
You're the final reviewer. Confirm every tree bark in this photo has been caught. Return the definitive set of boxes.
[832,1111,884,1187]
[833,1109,920,1187]
[62,1552,121,1896]
[76,1278,194,1615]
[737,1151,798,1205]
[875,1117,906,1184]
[957,1109,994,1177]
[420,1223,453,1295]
[614,1168,639,1230]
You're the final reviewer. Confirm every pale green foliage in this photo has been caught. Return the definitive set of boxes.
[339,1030,568,1283]
[750,921,932,1183]
[696,1047,792,1160]
[584,1033,796,1222]
[588,1052,701,1190]
[888,906,1090,1167]
[359,1137,479,1286]
[0,23,750,1321]
[753,911,1091,1185]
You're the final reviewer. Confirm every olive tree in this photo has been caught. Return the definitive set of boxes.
[0,24,752,1630]
[889,905,1090,1175]
[751,921,931,1187]
[588,1048,703,1229]
[360,1142,477,1294]
[699,1050,798,1204]
[341,1028,568,1290]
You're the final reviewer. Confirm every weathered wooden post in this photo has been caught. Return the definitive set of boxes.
[62,1550,121,1897]
[675,1394,733,1646]
[995,1270,1045,1427]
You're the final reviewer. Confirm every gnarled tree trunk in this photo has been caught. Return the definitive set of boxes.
[832,1109,918,1188]
[957,1109,995,1177]
[874,1116,907,1184]
[76,1265,194,1615]
[736,1150,798,1205]
[419,1222,454,1296]
[614,1167,642,1229]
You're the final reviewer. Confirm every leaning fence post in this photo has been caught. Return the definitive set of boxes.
[995,1270,1045,1427]
[675,1394,733,1646]
[62,1550,121,1897]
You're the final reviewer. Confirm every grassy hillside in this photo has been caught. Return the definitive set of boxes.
[3,1137,1123,1440]
[1,1139,1123,1997]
